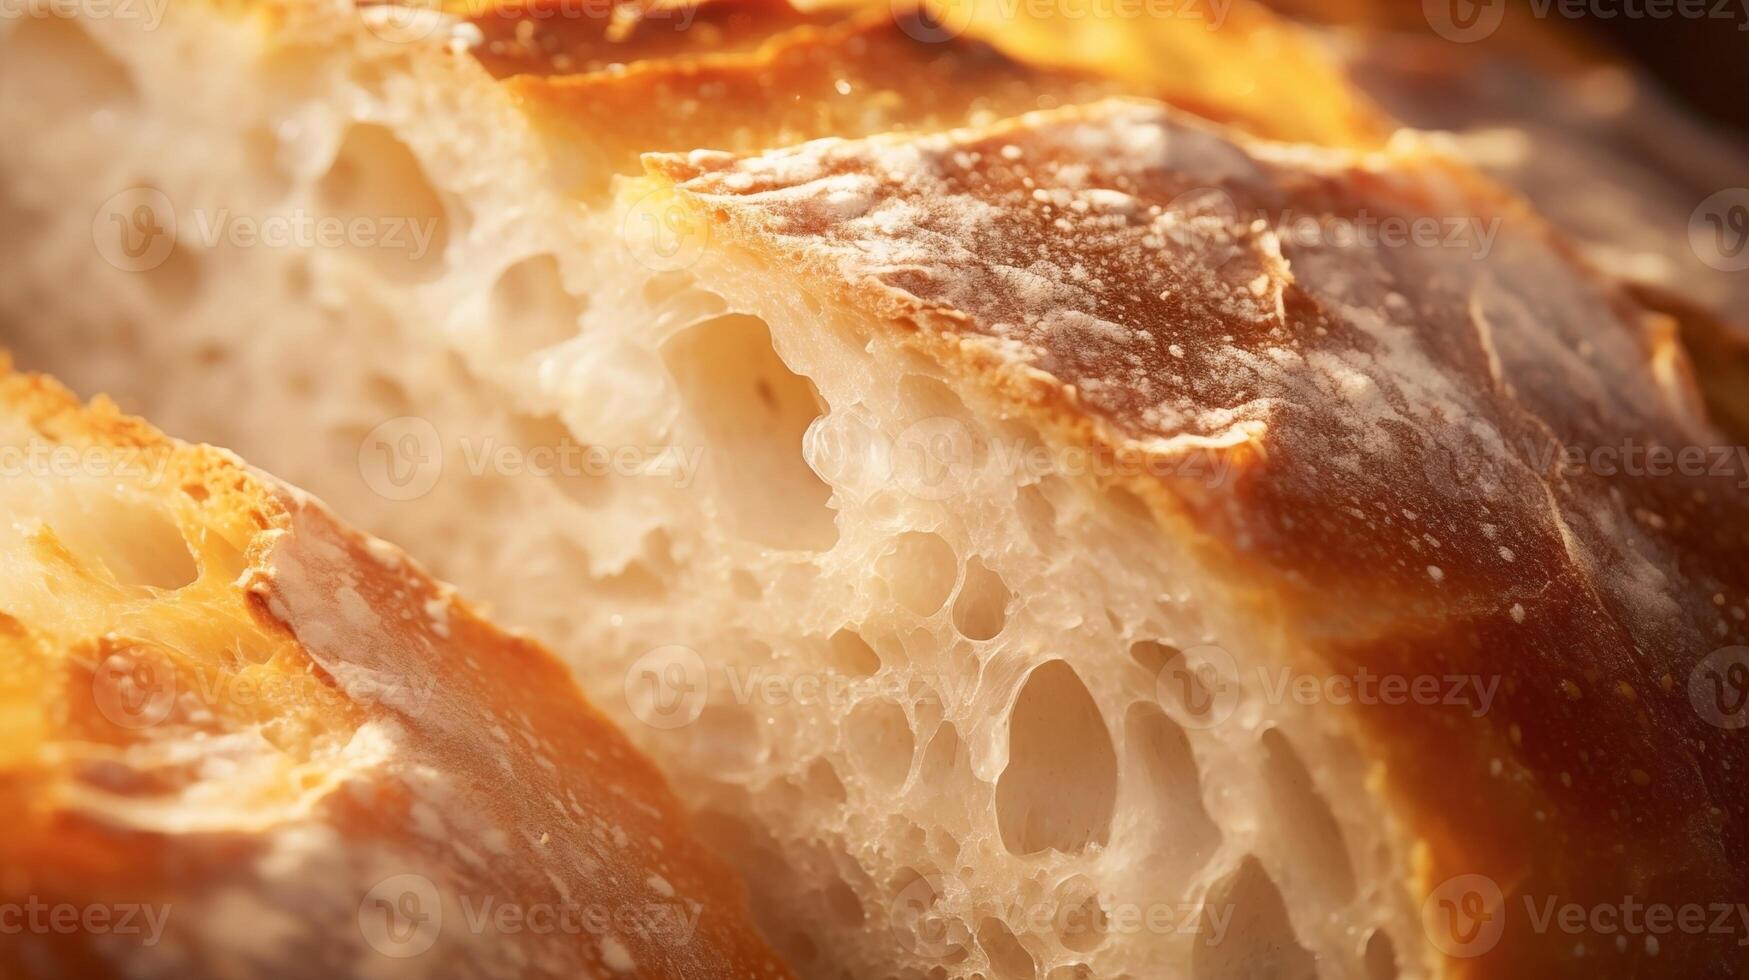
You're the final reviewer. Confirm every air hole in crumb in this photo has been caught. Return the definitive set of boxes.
[1127,639,1179,676]
[846,699,914,790]
[1193,857,1315,980]
[15,488,199,592]
[1262,727,1357,901]
[826,877,864,925]
[996,660,1117,856]
[829,630,882,677]
[316,124,453,283]
[805,758,847,804]
[489,254,585,358]
[1365,928,1399,980]
[952,558,1012,641]
[978,918,1036,980]
[877,532,957,617]
[1052,877,1108,953]
[1125,703,1221,877]
[919,722,965,787]
[507,414,612,510]
[730,568,761,600]
[661,313,836,550]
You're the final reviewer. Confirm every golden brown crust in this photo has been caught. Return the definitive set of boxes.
[649,100,1749,978]
[467,0,839,78]
[505,6,1123,197]
[0,360,792,979]
[480,0,1396,202]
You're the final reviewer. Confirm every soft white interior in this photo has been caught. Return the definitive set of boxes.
[0,7,1421,979]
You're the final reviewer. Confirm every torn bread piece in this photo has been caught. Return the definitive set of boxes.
[0,361,791,979]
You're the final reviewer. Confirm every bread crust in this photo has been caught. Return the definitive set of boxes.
[0,360,792,979]
[648,100,1749,977]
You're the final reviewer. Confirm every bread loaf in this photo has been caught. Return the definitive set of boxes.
[2,1,1746,978]
[0,360,790,979]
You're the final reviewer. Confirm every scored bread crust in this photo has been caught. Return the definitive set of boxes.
[3,0,1748,977]
[646,99,1749,977]
[0,361,792,979]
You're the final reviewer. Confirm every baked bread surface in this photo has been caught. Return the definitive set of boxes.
[1,1,1747,978]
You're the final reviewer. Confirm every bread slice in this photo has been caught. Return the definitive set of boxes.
[3,2,1747,979]
[0,360,791,979]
